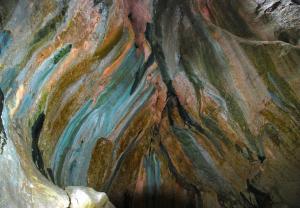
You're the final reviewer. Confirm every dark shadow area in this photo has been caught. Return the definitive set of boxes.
[277,29,299,45]
[291,0,300,5]
[110,191,199,208]
[31,112,47,177]
[0,87,7,154]
[247,180,272,208]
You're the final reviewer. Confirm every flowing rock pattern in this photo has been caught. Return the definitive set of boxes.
[0,0,300,207]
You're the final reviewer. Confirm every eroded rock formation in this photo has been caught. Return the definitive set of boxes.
[0,0,300,207]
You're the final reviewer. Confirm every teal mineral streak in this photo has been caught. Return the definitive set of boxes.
[15,44,72,118]
[30,44,72,91]
[53,44,72,64]
[52,46,155,187]
[0,68,16,94]
[0,30,12,57]
[0,31,14,94]
[51,99,93,184]
[266,72,299,114]
[144,153,161,193]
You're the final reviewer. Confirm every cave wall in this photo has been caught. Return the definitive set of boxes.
[0,0,300,207]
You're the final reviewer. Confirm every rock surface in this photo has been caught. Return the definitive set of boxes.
[66,186,115,208]
[0,0,300,207]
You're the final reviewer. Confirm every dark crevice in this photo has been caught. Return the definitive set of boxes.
[65,191,72,208]
[277,30,299,45]
[240,192,257,208]
[255,0,266,14]
[291,0,300,5]
[265,1,281,13]
[31,113,45,141]
[0,88,7,155]
[31,112,47,177]
[93,0,102,6]
[277,31,290,43]
[47,168,55,183]
[168,84,205,134]
[0,131,6,155]
[247,180,272,208]
[257,155,266,163]
[128,13,133,22]
[130,52,155,95]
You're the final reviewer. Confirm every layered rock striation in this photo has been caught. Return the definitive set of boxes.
[0,0,300,207]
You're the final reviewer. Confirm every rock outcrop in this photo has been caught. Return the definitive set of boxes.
[0,0,300,207]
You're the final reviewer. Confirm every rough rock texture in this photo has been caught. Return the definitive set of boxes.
[0,0,300,207]
[66,186,114,208]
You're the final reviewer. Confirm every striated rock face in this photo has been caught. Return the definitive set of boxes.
[0,0,300,207]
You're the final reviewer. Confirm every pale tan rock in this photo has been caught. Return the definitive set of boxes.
[65,186,115,208]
